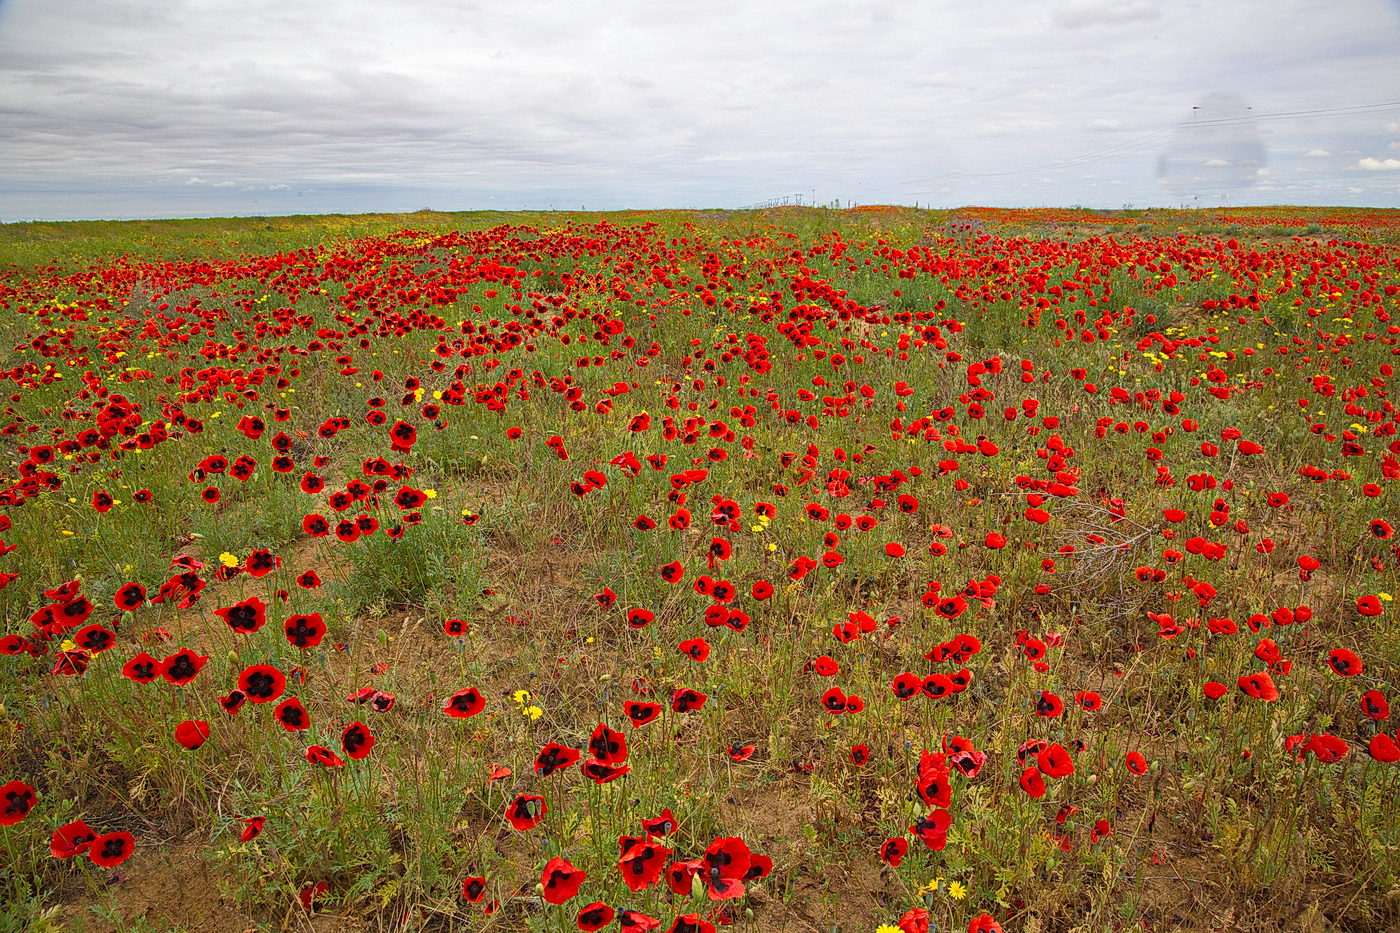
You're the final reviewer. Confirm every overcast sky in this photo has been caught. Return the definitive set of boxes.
[2,0,1399,221]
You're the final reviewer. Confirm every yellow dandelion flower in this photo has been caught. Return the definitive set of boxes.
[523,705,543,721]
[947,880,968,900]
[218,552,240,568]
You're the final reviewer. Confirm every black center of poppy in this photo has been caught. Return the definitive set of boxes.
[168,656,195,680]
[287,618,316,646]
[100,838,126,858]
[246,672,275,697]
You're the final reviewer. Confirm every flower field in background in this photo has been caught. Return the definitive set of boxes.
[0,206,1398,932]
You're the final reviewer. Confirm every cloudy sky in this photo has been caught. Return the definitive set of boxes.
[2,0,1398,221]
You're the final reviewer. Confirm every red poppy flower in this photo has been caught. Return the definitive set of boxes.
[536,743,582,776]
[120,651,160,684]
[1368,733,1400,763]
[968,914,1003,933]
[160,648,208,686]
[700,836,750,899]
[1238,671,1280,702]
[283,612,326,650]
[1303,733,1349,763]
[899,909,931,933]
[274,696,310,731]
[577,902,616,931]
[1357,595,1383,616]
[1361,689,1390,720]
[619,909,662,931]
[666,916,716,933]
[950,746,987,778]
[1327,647,1363,677]
[51,819,97,857]
[443,687,486,718]
[849,744,870,766]
[879,837,908,867]
[505,794,547,831]
[341,721,374,760]
[298,880,330,911]
[174,719,210,750]
[244,548,280,577]
[582,759,631,784]
[671,689,707,713]
[0,780,36,826]
[625,701,662,727]
[619,839,672,891]
[541,856,585,904]
[641,809,678,837]
[88,831,136,867]
[727,743,756,762]
[909,809,952,851]
[1035,690,1065,717]
[238,664,286,703]
[1073,690,1103,711]
[216,596,267,635]
[1020,767,1047,798]
[1203,681,1228,700]
[891,673,922,700]
[461,876,487,902]
[114,581,146,610]
[920,674,954,700]
[588,723,629,765]
[1037,743,1075,779]
[917,750,951,807]
[306,745,344,767]
[1125,751,1149,775]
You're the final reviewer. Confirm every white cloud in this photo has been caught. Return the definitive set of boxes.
[1,0,1398,219]
[1204,158,1230,167]
[1386,122,1400,133]
[1052,1,1160,29]
[1305,149,1330,157]
[1357,157,1400,171]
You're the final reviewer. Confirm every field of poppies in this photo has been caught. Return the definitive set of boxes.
[1,205,1398,933]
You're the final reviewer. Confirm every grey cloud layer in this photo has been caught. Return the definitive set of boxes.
[1,0,1397,220]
